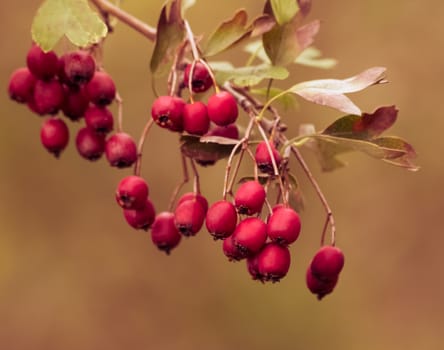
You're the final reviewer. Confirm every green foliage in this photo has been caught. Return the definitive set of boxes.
[31,0,107,51]
[269,0,300,25]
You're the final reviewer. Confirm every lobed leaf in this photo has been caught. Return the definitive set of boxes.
[270,0,300,25]
[150,0,185,75]
[295,47,337,69]
[251,87,299,111]
[31,0,107,51]
[180,135,237,165]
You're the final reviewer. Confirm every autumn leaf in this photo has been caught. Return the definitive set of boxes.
[180,135,237,165]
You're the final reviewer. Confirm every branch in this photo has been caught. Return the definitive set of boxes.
[90,0,157,41]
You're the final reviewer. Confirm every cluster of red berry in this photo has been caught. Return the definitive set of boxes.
[7,44,345,300]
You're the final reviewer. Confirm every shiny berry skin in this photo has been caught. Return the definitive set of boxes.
[183,102,210,135]
[86,71,116,106]
[84,106,114,134]
[206,200,238,240]
[59,50,96,85]
[231,217,267,257]
[123,199,156,231]
[184,62,213,93]
[256,243,291,282]
[151,95,185,132]
[267,206,301,245]
[306,267,338,300]
[255,140,282,174]
[75,127,106,161]
[205,123,239,139]
[177,192,208,213]
[61,85,89,121]
[207,91,238,126]
[26,44,58,80]
[310,246,345,281]
[40,117,69,157]
[151,212,182,254]
[246,253,261,280]
[8,68,36,103]
[234,180,266,215]
[222,236,244,261]
[32,79,64,115]
[174,199,206,236]
[115,175,149,210]
[105,132,137,168]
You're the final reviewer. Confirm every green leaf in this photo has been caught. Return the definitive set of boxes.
[251,87,299,111]
[203,10,275,57]
[244,40,270,63]
[31,0,107,51]
[270,0,299,25]
[180,135,238,165]
[295,47,337,69]
[211,62,289,87]
[150,0,185,75]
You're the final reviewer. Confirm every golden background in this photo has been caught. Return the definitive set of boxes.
[0,1,442,349]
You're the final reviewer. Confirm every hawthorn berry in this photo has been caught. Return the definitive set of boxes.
[207,91,238,126]
[267,206,301,245]
[86,71,116,106]
[174,198,206,236]
[40,117,69,157]
[256,243,291,282]
[59,50,96,86]
[222,236,244,261]
[151,212,182,254]
[115,175,149,210]
[123,199,156,231]
[26,44,58,81]
[32,79,64,115]
[85,105,114,134]
[206,200,238,240]
[177,192,208,213]
[61,85,89,121]
[8,67,36,103]
[151,95,185,132]
[246,253,261,280]
[255,140,282,175]
[184,61,213,93]
[234,180,266,215]
[306,267,338,300]
[231,217,267,258]
[310,246,345,281]
[105,132,137,168]
[75,127,106,161]
[183,101,210,135]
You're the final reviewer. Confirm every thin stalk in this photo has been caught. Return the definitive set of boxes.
[134,119,154,176]
[168,154,189,212]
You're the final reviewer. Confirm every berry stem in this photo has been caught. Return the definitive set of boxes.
[189,158,201,194]
[115,91,124,132]
[168,154,189,212]
[184,20,200,61]
[134,118,155,176]
[90,0,156,41]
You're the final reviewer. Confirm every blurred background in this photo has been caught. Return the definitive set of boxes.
[0,1,442,349]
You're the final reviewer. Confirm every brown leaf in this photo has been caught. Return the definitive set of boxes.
[297,0,312,17]
[296,20,320,51]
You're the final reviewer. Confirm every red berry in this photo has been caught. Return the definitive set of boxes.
[151,212,182,254]
[151,95,185,132]
[306,267,338,300]
[231,217,267,257]
[40,117,69,157]
[205,123,239,139]
[267,206,301,245]
[105,132,137,168]
[115,175,149,210]
[26,44,58,80]
[184,62,213,93]
[123,199,156,231]
[207,91,238,126]
[75,127,106,161]
[256,243,291,282]
[8,68,36,103]
[61,85,89,121]
[32,79,64,115]
[205,200,238,240]
[85,71,116,106]
[183,102,210,135]
[222,236,244,261]
[255,140,282,174]
[84,105,114,134]
[59,50,96,85]
[177,192,208,213]
[174,199,206,236]
[234,180,266,215]
[310,246,345,281]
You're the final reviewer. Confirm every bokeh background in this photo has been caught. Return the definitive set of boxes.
[1,1,442,349]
